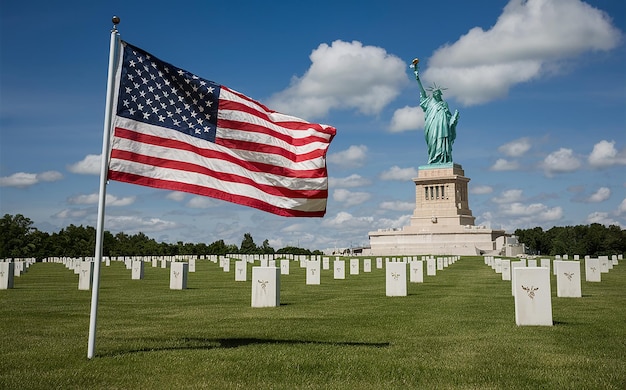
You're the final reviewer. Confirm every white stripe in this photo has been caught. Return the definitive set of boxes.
[109,158,328,212]
[114,117,329,173]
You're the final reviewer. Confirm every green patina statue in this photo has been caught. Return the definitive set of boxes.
[411,58,459,165]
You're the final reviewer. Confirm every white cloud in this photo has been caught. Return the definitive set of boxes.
[321,211,374,229]
[422,0,622,105]
[588,140,626,168]
[541,148,581,176]
[333,189,371,207]
[586,211,622,227]
[329,174,371,188]
[327,145,368,169]
[379,201,414,211]
[166,191,187,202]
[53,208,90,219]
[470,185,493,195]
[0,171,63,188]
[490,158,520,171]
[379,166,418,181]
[67,193,136,206]
[67,154,101,175]
[619,198,626,215]
[389,105,424,132]
[267,40,408,119]
[493,189,524,204]
[587,187,611,203]
[498,137,531,157]
[500,202,563,222]
[187,196,219,209]
[105,215,178,233]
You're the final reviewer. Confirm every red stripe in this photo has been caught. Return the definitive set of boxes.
[107,170,326,217]
[214,136,327,163]
[114,127,327,179]
[110,148,328,199]
[222,87,337,136]
[217,116,331,147]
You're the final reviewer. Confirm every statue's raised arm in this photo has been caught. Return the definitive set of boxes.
[411,57,458,165]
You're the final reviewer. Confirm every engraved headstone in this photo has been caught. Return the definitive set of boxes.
[501,259,511,281]
[386,261,407,297]
[79,261,94,291]
[0,262,15,289]
[554,260,581,298]
[251,266,280,307]
[585,258,601,282]
[280,259,290,275]
[426,258,436,276]
[364,259,371,273]
[235,260,247,281]
[514,267,553,326]
[334,260,345,280]
[350,258,359,275]
[170,262,188,290]
[409,260,424,283]
[131,260,144,280]
[306,261,321,285]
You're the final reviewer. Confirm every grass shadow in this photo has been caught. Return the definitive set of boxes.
[100,337,390,358]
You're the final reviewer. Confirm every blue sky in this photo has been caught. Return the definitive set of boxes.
[1,0,625,251]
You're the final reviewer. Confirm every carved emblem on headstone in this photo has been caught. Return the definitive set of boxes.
[564,272,574,281]
[173,271,180,279]
[258,280,269,293]
[391,272,400,281]
[521,285,539,299]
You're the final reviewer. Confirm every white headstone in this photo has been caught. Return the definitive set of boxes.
[306,261,321,285]
[386,262,407,297]
[188,258,196,272]
[350,258,359,275]
[170,262,188,290]
[436,258,444,270]
[235,260,247,281]
[131,260,144,280]
[409,260,424,283]
[527,259,537,268]
[280,259,289,275]
[599,257,609,273]
[0,262,15,289]
[501,259,511,281]
[334,260,345,280]
[514,267,553,326]
[426,259,436,276]
[364,259,371,273]
[376,257,383,269]
[585,258,601,282]
[251,267,280,307]
[78,261,94,291]
[511,261,526,296]
[554,260,582,298]
[540,258,550,273]
[322,257,330,270]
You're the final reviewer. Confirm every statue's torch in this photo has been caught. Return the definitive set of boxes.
[410,58,420,79]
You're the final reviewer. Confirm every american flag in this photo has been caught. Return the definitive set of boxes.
[108,41,336,217]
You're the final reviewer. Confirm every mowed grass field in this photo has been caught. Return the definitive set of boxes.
[1,256,625,389]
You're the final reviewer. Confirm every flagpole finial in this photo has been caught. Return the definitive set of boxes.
[112,16,120,31]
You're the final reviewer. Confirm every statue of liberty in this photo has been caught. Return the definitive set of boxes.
[411,58,459,165]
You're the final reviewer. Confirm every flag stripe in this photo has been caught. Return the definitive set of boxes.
[107,41,336,217]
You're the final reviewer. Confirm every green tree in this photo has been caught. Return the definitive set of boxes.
[0,214,37,258]
[240,233,257,254]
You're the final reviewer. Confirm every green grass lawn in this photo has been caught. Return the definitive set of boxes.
[1,256,624,389]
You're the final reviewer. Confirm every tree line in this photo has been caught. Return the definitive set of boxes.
[0,214,322,260]
[514,223,625,256]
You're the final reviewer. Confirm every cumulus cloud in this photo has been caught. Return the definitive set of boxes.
[500,202,563,222]
[422,0,622,105]
[67,154,101,175]
[329,174,371,188]
[541,148,581,176]
[619,198,626,215]
[267,40,408,119]
[321,211,374,230]
[333,189,371,207]
[166,191,187,201]
[586,211,622,227]
[587,187,611,203]
[105,215,178,233]
[498,137,531,157]
[0,171,63,188]
[493,189,524,204]
[67,193,136,206]
[490,158,520,171]
[379,166,418,181]
[470,185,494,195]
[53,208,90,219]
[187,196,219,208]
[588,140,626,168]
[389,106,424,132]
[327,145,368,169]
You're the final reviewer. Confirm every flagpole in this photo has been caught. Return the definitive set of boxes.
[87,16,121,359]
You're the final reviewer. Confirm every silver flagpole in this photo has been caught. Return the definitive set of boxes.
[88,16,121,359]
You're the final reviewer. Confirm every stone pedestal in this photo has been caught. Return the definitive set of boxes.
[170,262,188,290]
[251,267,280,308]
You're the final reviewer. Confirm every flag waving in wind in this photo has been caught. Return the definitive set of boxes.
[108,41,336,217]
